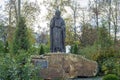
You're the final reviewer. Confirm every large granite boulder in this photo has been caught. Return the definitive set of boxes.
[31,53,98,79]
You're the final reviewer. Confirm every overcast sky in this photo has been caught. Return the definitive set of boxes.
[0,0,89,7]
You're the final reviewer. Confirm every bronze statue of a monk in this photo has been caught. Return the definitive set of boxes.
[50,10,66,52]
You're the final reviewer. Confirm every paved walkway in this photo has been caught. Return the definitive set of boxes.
[69,77,102,80]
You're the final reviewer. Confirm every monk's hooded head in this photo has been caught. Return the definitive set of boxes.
[55,10,61,18]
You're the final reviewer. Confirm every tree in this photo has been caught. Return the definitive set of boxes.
[65,17,75,45]
[67,0,81,41]
[112,0,119,44]
[5,0,40,27]
[45,0,69,19]
[108,0,112,37]
[89,0,120,45]
[13,17,30,53]
[98,27,112,48]
[22,0,40,28]
[81,23,97,46]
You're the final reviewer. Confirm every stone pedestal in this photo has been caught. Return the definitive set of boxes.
[31,53,98,79]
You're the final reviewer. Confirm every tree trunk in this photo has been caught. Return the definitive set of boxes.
[74,9,77,41]
[108,0,111,37]
[12,0,18,25]
[18,0,21,22]
[114,1,118,44]
[9,3,12,26]
[95,0,99,30]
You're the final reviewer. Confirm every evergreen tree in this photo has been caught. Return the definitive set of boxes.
[70,45,74,53]
[73,44,78,54]
[71,44,79,54]
[39,45,45,55]
[98,27,112,48]
[13,17,30,53]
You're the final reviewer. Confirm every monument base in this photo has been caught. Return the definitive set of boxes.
[31,53,98,79]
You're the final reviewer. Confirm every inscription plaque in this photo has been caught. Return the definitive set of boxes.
[35,60,48,68]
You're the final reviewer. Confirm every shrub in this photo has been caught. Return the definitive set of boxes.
[92,47,116,62]
[102,74,119,80]
[102,58,120,76]
[0,51,42,80]
[80,45,98,59]
[90,46,120,76]
[39,45,45,55]
[4,41,9,53]
[44,45,50,53]
[28,46,39,55]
